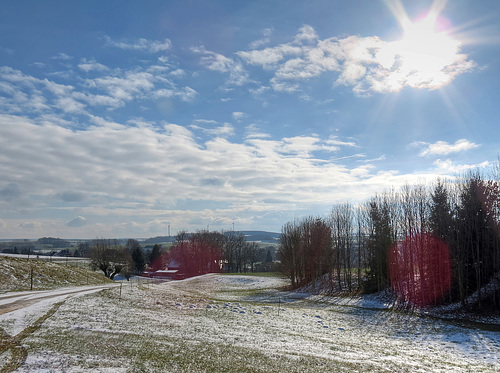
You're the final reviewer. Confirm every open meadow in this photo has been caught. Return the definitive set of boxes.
[1,274,499,372]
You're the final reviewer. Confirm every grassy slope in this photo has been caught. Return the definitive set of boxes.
[0,256,112,292]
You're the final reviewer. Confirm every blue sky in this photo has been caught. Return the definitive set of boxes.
[0,0,499,239]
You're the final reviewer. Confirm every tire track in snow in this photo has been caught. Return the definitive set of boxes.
[0,284,119,372]
[0,301,64,373]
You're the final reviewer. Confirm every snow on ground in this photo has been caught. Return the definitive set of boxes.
[3,274,500,372]
[0,285,118,335]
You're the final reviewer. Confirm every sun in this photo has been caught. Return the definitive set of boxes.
[380,0,465,90]
[396,14,460,86]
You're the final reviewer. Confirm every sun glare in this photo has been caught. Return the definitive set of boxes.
[380,0,464,90]
[397,16,460,85]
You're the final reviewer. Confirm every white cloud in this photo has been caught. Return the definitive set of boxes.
[237,44,301,68]
[294,25,318,44]
[325,137,357,148]
[232,112,244,121]
[281,136,321,157]
[67,216,87,227]
[245,124,270,139]
[0,67,137,115]
[190,121,234,138]
[362,155,386,163]
[192,46,249,86]
[434,158,490,173]
[0,113,441,237]
[233,24,476,95]
[72,92,124,108]
[51,52,73,60]
[275,57,324,80]
[249,85,271,97]
[192,119,218,126]
[104,36,172,53]
[418,139,479,156]
[170,69,186,78]
[1,110,491,238]
[269,77,300,93]
[154,86,197,102]
[55,96,87,114]
[249,28,273,49]
[90,71,155,101]
[78,59,109,72]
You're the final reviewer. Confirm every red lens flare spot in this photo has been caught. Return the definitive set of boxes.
[389,232,451,307]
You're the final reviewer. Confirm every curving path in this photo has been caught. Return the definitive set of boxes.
[0,284,119,316]
[0,284,119,373]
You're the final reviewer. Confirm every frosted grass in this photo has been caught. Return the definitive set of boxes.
[6,274,500,372]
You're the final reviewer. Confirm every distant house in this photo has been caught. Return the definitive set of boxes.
[142,259,187,279]
[150,269,178,279]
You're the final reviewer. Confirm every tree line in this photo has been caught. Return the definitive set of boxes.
[278,168,500,310]
[167,230,271,275]
[86,231,275,280]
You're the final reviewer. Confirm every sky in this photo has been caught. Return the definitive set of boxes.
[0,0,499,239]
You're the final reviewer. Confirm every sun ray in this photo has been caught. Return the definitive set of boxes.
[379,0,469,90]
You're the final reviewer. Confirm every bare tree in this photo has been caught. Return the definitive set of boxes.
[90,239,130,280]
[278,220,302,288]
[243,241,260,272]
[224,232,246,273]
[169,230,224,276]
[331,203,354,292]
[278,217,331,289]
[365,194,394,293]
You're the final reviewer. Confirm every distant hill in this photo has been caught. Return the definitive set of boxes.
[37,237,72,248]
[143,230,280,244]
[234,231,280,243]
[143,236,176,244]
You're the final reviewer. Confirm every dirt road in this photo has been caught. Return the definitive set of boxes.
[0,284,120,372]
[0,284,119,316]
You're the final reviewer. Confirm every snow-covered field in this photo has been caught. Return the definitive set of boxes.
[1,274,499,372]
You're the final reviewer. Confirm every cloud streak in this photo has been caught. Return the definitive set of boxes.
[104,36,172,53]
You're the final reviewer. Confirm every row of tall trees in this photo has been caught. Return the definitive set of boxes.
[278,169,500,310]
[278,218,332,288]
[169,230,268,276]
